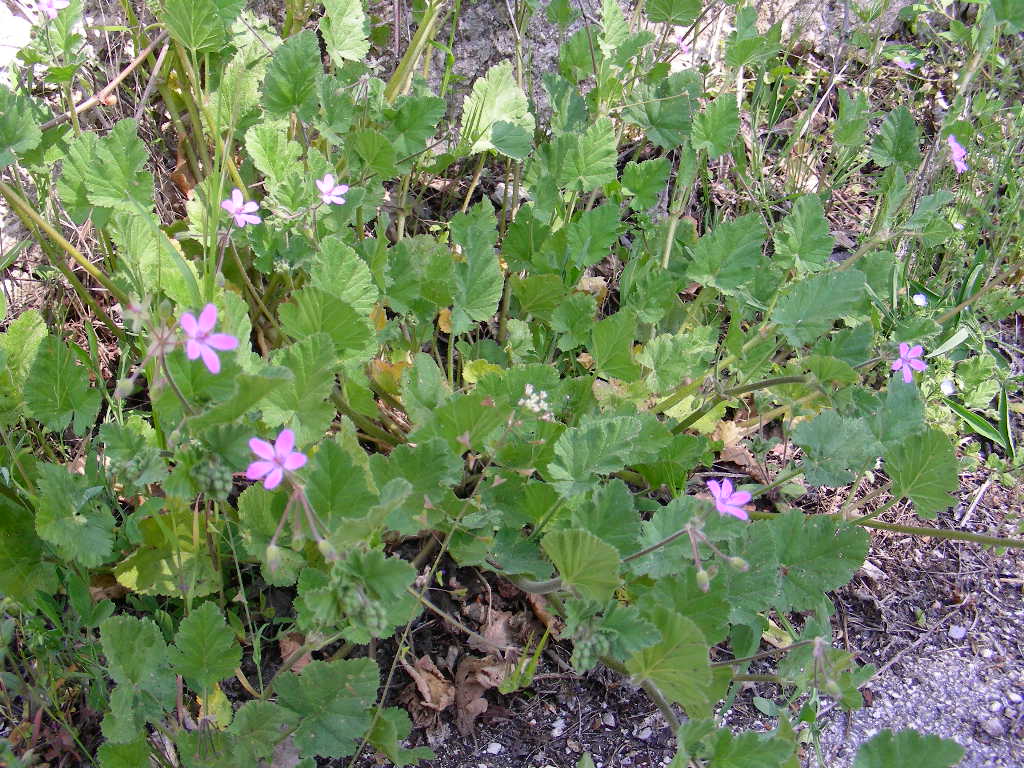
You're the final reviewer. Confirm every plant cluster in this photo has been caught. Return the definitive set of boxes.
[0,0,1022,766]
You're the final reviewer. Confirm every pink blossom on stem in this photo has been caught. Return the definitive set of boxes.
[221,188,261,227]
[892,57,914,70]
[891,342,927,384]
[316,174,349,206]
[246,429,307,490]
[707,479,751,521]
[671,31,691,54]
[37,0,69,20]
[179,303,239,374]
[947,135,968,174]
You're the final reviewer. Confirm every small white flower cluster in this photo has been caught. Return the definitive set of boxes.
[518,383,555,421]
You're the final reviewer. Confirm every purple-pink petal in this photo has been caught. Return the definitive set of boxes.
[898,342,910,357]
[908,344,923,359]
[200,345,221,374]
[721,504,749,521]
[902,367,913,384]
[231,188,244,209]
[283,452,307,471]
[729,490,752,506]
[185,339,202,360]
[707,479,722,499]
[206,333,239,351]
[719,478,734,497]
[909,358,927,372]
[263,467,285,490]
[275,429,295,457]
[249,438,275,460]
[198,303,217,334]
[891,359,903,372]
[246,460,274,480]
[180,312,198,336]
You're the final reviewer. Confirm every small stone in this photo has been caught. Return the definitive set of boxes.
[981,648,993,659]
[550,717,566,738]
[637,727,653,740]
[602,712,616,727]
[486,742,503,754]
[1005,708,1017,719]
[948,625,967,640]
[990,701,1003,712]
[1008,691,1022,703]
[982,717,1005,737]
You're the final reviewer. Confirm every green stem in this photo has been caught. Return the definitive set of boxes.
[750,467,803,498]
[0,182,131,306]
[710,639,815,669]
[671,375,808,434]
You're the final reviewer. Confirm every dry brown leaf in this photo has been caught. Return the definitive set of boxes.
[278,632,312,673]
[713,421,768,484]
[400,655,455,714]
[437,307,452,333]
[90,573,128,602]
[463,604,515,653]
[576,276,608,304]
[454,655,509,735]
[526,594,563,637]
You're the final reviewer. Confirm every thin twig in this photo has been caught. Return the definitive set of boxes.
[41,31,169,131]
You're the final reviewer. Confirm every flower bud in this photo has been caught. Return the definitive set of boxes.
[727,556,749,572]
[317,538,339,562]
[265,544,282,573]
[695,569,710,593]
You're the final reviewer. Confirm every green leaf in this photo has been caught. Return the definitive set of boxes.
[99,419,166,490]
[279,287,374,360]
[853,729,964,768]
[686,213,766,294]
[107,213,201,307]
[59,119,154,220]
[559,117,617,192]
[410,390,506,455]
[691,96,739,158]
[161,0,242,51]
[34,463,114,568]
[459,61,535,157]
[24,335,100,435]
[169,602,241,693]
[97,739,153,768]
[771,270,867,347]
[384,94,446,161]
[870,107,921,170]
[100,615,175,741]
[228,701,299,762]
[566,203,620,269]
[367,708,434,766]
[645,0,701,24]
[450,202,503,334]
[321,0,370,65]
[570,480,641,555]
[591,310,641,381]
[792,411,882,487]
[886,426,958,518]
[400,353,450,426]
[551,292,597,350]
[773,195,834,272]
[311,237,378,316]
[992,0,1024,29]
[0,311,47,424]
[627,607,712,716]
[351,128,398,177]
[270,658,379,759]
[834,89,870,148]
[262,31,321,120]
[0,497,59,604]
[0,85,41,167]
[259,334,337,442]
[369,438,461,535]
[548,414,643,498]
[622,157,670,210]
[769,510,869,611]
[542,529,621,603]
[306,437,379,529]
[189,368,294,433]
[649,570,731,646]
[245,120,302,188]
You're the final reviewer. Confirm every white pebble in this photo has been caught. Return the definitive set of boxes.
[486,742,504,754]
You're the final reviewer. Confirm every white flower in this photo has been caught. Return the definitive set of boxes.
[912,293,928,307]
[518,383,554,421]
[940,379,956,396]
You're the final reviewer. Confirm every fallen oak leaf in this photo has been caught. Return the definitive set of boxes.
[454,655,510,735]
[400,655,455,714]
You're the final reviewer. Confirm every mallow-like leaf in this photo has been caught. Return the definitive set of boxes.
[542,529,621,603]
[169,602,241,693]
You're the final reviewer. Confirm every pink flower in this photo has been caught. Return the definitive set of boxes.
[892,57,914,70]
[671,32,691,54]
[179,303,239,374]
[707,479,751,521]
[37,0,69,19]
[246,429,307,490]
[315,174,349,206]
[221,188,261,227]
[947,135,968,174]
[891,342,927,384]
